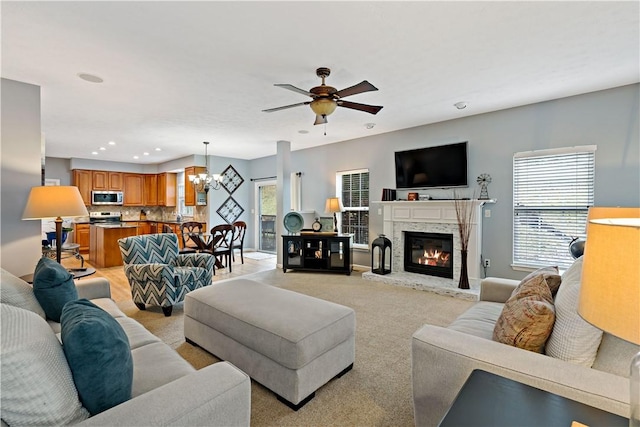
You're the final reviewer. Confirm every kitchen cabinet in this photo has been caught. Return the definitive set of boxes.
[184,166,206,206]
[92,171,123,191]
[123,174,144,206]
[74,223,90,253]
[143,174,158,206]
[72,169,92,206]
[282,234,353,275]
[137,222,151,235]
[158,173,177,207]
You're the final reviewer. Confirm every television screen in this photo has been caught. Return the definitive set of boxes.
[394,142,468,189]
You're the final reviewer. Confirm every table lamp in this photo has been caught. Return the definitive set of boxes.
[22,186,89,263]
[578,207,640,426]
[325,197,344,233]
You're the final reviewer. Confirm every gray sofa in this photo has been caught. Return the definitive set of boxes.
[0,268,251,426]
[412,274,637,426]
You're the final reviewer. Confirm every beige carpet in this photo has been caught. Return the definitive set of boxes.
[117,269,474,427]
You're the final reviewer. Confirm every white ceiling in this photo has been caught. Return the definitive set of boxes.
[2,1,638,164]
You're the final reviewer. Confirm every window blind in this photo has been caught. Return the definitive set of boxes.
[338,170,369,246]
[513,146,595,269]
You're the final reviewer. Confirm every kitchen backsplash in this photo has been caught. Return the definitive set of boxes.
[82,205,208,223]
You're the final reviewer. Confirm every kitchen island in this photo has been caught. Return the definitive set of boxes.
[90,223,138,268]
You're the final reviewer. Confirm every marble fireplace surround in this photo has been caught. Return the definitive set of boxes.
[363,200,491,300]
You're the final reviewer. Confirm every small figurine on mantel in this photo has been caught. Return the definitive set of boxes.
[476,174,492,200]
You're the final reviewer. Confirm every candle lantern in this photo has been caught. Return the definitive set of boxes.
[371,234,392,275]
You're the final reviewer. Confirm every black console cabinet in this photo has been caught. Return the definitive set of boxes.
[282,234,353,275]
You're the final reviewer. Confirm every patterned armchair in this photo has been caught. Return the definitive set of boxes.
[118,233,215,316]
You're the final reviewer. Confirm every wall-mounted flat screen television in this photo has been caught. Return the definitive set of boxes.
[394,141,468,189]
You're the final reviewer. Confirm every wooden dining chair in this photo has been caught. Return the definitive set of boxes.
[208,224,234,272]
[180,221,205,254]
[231,221,247,264]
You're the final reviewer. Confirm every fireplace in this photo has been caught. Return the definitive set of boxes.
[404,231,454,278]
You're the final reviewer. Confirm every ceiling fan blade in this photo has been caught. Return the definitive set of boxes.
[313,114,328,126]
[334,80,378,98]
[262,101,310,113]
[274,84,312,97]
[337,100,383,115]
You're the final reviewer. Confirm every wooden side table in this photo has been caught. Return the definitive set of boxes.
[438,369,628,427]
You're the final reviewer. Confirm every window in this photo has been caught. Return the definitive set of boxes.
[337,169,369,248]
[513,145,596,270]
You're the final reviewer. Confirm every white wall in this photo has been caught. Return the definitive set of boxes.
[1,78,43,276]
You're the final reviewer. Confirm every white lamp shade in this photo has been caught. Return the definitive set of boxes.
[578,207,640,345]
[325,197,344,214]
[22,186,89,220]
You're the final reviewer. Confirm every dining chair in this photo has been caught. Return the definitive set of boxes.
[208,224,234,272]
[180,221,205,254]
[231,221,247,264]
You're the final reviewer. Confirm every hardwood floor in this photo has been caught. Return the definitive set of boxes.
[62,251,277,303]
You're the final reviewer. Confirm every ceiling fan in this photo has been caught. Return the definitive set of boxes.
[262,67,383,125]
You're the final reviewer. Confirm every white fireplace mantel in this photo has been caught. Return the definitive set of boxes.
[371,199,494,297]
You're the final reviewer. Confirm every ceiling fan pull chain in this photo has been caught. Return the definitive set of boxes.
[324,122,327,136]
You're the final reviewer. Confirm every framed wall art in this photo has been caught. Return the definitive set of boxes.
[220,164,244,195]
[217,196,244,224]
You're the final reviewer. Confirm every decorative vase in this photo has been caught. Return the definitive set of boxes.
[458,249,470,289]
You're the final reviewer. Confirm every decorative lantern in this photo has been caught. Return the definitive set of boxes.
[371,234,392,275]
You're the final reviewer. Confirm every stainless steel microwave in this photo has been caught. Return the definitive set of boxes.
[91,191,123,205]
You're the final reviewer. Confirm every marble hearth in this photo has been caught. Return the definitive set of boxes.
[363,200,492,300]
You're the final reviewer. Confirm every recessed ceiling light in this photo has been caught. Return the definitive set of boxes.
[77,73,104,83]
[298,130,309,134]
[108,141,116,145]
[454,102,467,110]
[133,155,139,159]
[143,152,149,156]
[91,151,98,155]
[99,147,106,151]
[155,148,162,151]
[365,123,376,129]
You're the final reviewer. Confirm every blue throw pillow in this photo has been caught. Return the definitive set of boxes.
[61,299,133,415]
[32,257,78,322]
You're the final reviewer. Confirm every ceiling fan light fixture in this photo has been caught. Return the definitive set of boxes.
[310,98,337,117]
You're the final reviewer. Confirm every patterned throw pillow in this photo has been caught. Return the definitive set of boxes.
[0,304,89,425]
[510,266,562,297]
[545,257,603,367]
[493,272,560,353]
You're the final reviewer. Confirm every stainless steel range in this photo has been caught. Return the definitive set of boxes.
[89,211,122,224]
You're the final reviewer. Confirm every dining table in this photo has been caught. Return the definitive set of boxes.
[187,232,225,269]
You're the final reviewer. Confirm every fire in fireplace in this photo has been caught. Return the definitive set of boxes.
[404,231,454,278]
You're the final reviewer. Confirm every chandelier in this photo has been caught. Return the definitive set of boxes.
[188,141,221,193]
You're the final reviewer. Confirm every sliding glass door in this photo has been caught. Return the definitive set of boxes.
[255,180,276,253]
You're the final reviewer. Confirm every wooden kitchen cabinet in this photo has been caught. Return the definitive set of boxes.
[184,166,206,206]
[92,171,123,191]
[137,222,151,235]
[144,175,158,206]
[72,169,92,206]
[123,174,144,206]
[74,223,90,253]
[158,173,177,207]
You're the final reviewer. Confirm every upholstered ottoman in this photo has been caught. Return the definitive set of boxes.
[184,278,355,410]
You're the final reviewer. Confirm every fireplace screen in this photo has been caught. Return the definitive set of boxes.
[404,231,454,278]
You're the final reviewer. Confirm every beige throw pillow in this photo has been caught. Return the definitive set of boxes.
[0,304,89,425]
[493,273,559,353]
[545,257,604,367]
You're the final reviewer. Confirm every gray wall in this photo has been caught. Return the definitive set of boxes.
[1,78,43,276]
[4,81,638,279]
[249,84,640,278]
